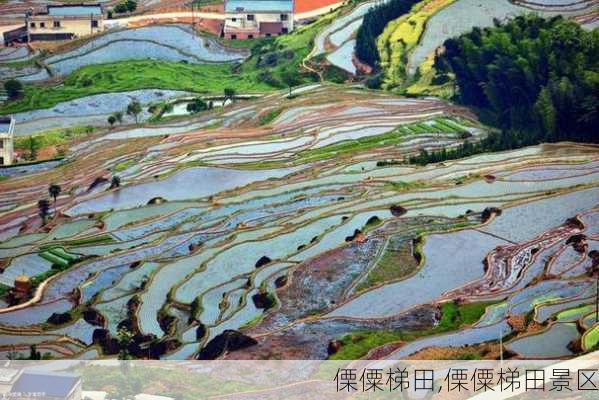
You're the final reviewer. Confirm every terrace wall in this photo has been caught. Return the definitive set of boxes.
[27,15,105,41]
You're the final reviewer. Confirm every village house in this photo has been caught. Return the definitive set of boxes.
[26,4,105,42]
[0,116,15,166]
[223,0,294,39]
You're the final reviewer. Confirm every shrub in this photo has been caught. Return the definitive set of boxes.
[4,79,23,99]
[257,71,281,87]
[186,98,208,113]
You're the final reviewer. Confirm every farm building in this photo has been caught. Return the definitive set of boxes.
[224,0,294,39]
[26,4,105,42]
[0,116,15,166]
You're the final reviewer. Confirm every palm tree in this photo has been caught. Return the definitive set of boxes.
[37,199,50,225]
[48,184,61,214]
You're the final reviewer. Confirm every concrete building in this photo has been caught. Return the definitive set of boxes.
[224,0,294,39]
[0,116,15,166]
[10,371,82,400]
[26,4,104,42]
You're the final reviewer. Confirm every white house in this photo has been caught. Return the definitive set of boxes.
[26,4,105,42]
[224,0,294,39]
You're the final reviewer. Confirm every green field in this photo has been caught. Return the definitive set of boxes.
[330,300,498,360]
[0,61,273,114]
[0,12,334,115]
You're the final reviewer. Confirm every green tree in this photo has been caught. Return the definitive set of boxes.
[117,328,135,360]
[125,0,137,12]
[355,0,420,67]
[126,100,142,124]
[4,79,23,100]
[107,115,117,128]
[114,0,136,13]
[114,111,124,124]
[28,345,41,360]
[186,97,208,114]
[26,136,38,161]
[110,175,121,189]
[280,69,301,95]
[534,87,557,139]
[224,88,236,103]
[438,15,598,148]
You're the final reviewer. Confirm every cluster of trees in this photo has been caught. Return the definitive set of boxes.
[113,0,137,14]
[107,101,140,127]
[355,0,420,67]
[186,98,211,113]
[107,111,123,127]
[408,133,501,165]
[6,344,52,360]
[435,15,598,147]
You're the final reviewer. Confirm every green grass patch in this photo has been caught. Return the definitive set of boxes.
[355,237,419,293]
[259,108,283,126]
[330,300,499,360]
[0,60,274,114]
[39,251,69,268]
[583,325,599,351]
[39,246,80,268]
[0,13,339,115]
[114,159,135,172]
[0,283,10,297]
[556,304,594,321]
[235,117,452,168]
[435,118,468,134]
[363,215,383,231]
[57,234,114,247]
[14,125,96,150]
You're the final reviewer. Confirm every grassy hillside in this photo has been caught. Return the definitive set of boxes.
[0,13,337,114]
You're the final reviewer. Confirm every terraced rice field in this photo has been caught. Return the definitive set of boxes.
[0,84,597,361]
[45,25,247,77]
[313,1,376,73]
[304,0,596,86]
[3,24,248,84]
[12,89,192,136]
[408,0,595,75]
